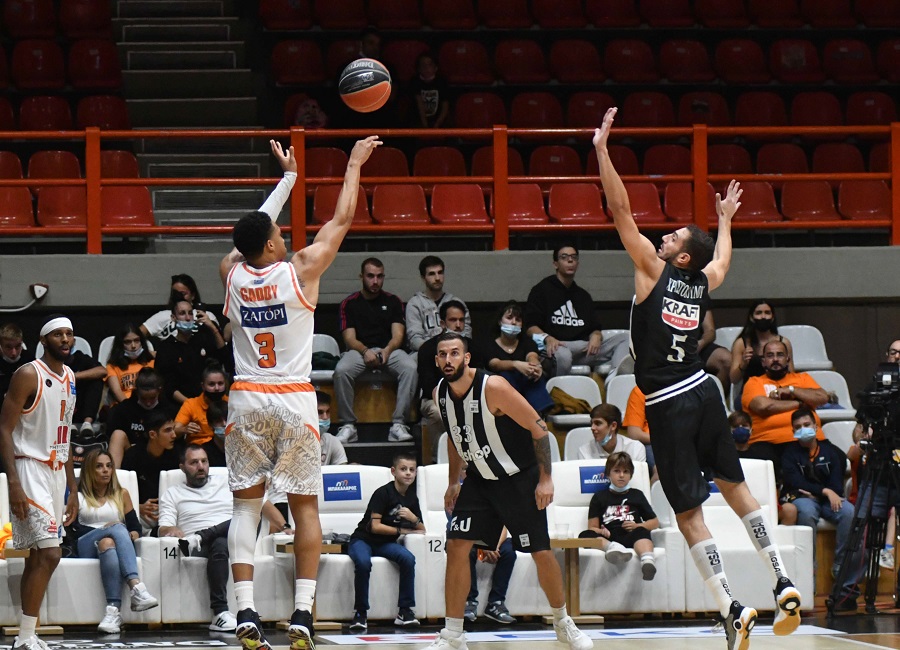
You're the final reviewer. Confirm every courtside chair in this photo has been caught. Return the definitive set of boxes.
[714,326,742,350]
[310,333,340,384]
[563,426,594,461]
[775,325,833,371]
[808,370,856,422]
[545,376,601,429]
[604,374,636,413]
[822,420,856,455]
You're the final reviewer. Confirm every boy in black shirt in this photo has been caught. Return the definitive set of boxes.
[347,452,424,632]
[120,411,180,532]
[583,451,658,580]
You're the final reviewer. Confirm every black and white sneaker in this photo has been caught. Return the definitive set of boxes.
[349,611,367,632]
[235,609,272,650]
[394,607,420,626]
[288,609,316,650]
[772,577,801,636]
[723,601,756,650]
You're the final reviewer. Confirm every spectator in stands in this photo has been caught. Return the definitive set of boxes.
[348,452,424,632]
[465,528,517,624]
[65,341,107,433]
[121,410,180,532]
[699,311,732,393]
[582,451,658,580]
[73,449,158,634]
[158,445,237,633]
[485,301,553,415]
[729,300,794,408]
[334,258,417,444]
[781,407,859,611]
[579,404,646,463]
[0,322,33,412]
[294,97,329,129]
[141,274,219,341]
[742,340,829,472]
[107,368,177,468]
[410,53,449,129]
[406,255,471,352]
[105,323,155,405]
[525,244,629,379]
[621,386,656,481]
[202,400,228,467]
[154,299,228,404]
[728,410,753,457]
[174,362,229,446]
[315,391,349,466]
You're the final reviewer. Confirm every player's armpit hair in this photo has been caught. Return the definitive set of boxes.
[533,434,552,475]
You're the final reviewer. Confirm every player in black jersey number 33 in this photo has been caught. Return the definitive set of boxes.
[594,107,802,650]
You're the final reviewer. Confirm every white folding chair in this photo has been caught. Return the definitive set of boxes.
[311,333,340,384]
[546,375,601,428]
[822,420,856,455]
[780,324,832,371]
[605,374,637,413]
[808,369,856,422]
[563,426,594,460]
[714,326,742,350]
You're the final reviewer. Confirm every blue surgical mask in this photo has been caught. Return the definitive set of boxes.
[124,346,144,359]
[794,426,817,443]
[609,481,631,493]
[175,320,195,333]
[599,431,613,447]
[732,426,751,444]
[500,324,521,337]
[319,419,331,434]
[213,426,226,438]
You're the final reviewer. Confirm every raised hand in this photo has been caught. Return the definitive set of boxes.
[592,107,618,151]
[716,179,743,222]
[269,139,298,174]
[349,135,383,167]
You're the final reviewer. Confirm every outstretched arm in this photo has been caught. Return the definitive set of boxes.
[703,180,742,292]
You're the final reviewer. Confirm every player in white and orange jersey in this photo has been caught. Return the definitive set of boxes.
[219,136,381,650]
[0,314,78,650]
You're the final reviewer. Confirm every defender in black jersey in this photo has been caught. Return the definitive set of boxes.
[594,107,801,650]
[424,332,592,650]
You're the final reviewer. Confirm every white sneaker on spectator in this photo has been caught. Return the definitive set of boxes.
[881,549,895,570]
[554,615,593,650]
[388,423,413,442]
[336,424,358,444]
[130,582,159,611]
[98,605,122,634]
[210,611,238,632]
[13,636,47,650]
[604,541,631,565]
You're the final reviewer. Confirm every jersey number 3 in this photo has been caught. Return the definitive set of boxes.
[667,334,687,363]
[254,333,277,368]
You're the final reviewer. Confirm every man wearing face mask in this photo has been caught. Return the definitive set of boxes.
[175,363,229,447]
[107,368,178,467]
[0,323,34,413]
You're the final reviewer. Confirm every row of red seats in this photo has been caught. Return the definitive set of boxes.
[271,37,900,87]
[2,0,111,40]
[0,94,130,130]
[0,38,122,91]
[259,0,900,31]
[0,185,153,228]
[0,149,139,182]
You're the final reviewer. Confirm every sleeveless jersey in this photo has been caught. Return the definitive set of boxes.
[12,360,75,465]
[437,370,536,480]
[629,263,710,399]
[224,261,315,381]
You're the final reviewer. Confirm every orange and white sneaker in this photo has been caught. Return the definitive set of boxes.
[772,577,802,636]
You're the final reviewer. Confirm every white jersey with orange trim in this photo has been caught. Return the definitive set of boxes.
[224,260,315,382]
[12,359,76,465]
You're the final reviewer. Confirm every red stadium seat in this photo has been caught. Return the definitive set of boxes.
[733,182,782,222]
[812,144,864,188]
[529,146,582,179]
[855,0,900,27]
[100,150,139,178]
[663,182,716,223]
[282,92,309,127]
[312,185,371,224]
[846,92,897,125]
[660,40,714,83]
[677,92,731,126]
[550,40,605,84]
[11,40,65,90]
[0,47,7,90]
[0,98,15,130]
[801,0,854,27]
[101,186,154,227]
[734,92,787,127]
[533,0,586,27]
[604,40,658,83]
[869,143,890,173]
[314,0,367,29]
[362,147,409,179]
[769,40,825,83]
[0,188,34,227]
[60,0,113,38]
[18,96,72,131]
[757,144,809,175]
[838,180,891,220]
[324,41,359,80]
[509,93,563,129]
[477,0,532,28]
[714,40,770,84]
[587,0,640,26]
[586,145,640,177]
[368,0,422,29]
[3,0,56,39]
[639,0,694,27]
[781,181,841,221]
[823,40,878,84]
[471,147,525,177]
[438,41,493,85]
[695,0,748,27]
[307,147,349,179]
[620,92,675,128]
[454,92,506,129]
[271,41,325,85]
[567,92,615,128]
[413,147,466,179]
[606,183,667,223]
[497,184,548,224]
[76,95,130,129]
[28,150,80,197]
[68,39,123,90]
[495,40,550,84]
[877,40,900,83]
[430,184,490,224]
[643,145,691,177]
[548,183,607,224]
[381,40,430,84]
[0,152,23,178]
[37,187,86,226]
[258,0,313,30]
[708,144,752,192]
[372,184,430,224]
[423,0,478,28]
[748,0,803,26]
[791,92,843,126]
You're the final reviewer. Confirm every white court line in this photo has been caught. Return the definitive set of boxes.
[830,637,900,650]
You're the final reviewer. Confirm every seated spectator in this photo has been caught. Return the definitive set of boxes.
[158,445,237,632]
[464,528,517,624]
[120,411,180,532]
[578,404,646,463]
[621,385,657,480]
[65,340,107,433]
[174,362,229,446]
[410,53,449,129]
[105,323,155,405]
[72,449,158,634]
[742,340,829,472]
[294,96,329,129]
[154,300,228,404]
[406,255,471,352]
[581,451,658,580]
[334,258,417,444]
[781,407,859,609]
[484,301,552,416]
[315,391,349,466]
[524,244,629,379]
[107,368,177,467]
[141,274,219,341]
[202,400,228,467]
[729,300,794,408]
[348,452,423,632]
[699,311,732,393]
[0,322,34,407]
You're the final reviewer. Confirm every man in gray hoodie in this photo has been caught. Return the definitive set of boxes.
[405,256,472,353]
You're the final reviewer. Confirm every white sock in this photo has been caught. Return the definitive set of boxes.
[235,581,255,612]
[446,617,464,634]
[690,540,734,618]
[552,604,568,622]
[741,510,786,582]
[295,579,316,612]
[640,552,655,564]
[19,614,37,640]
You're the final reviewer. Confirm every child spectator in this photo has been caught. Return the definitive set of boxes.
[582,451,659,580]
[347,452,424,632]
[578,404,646,463]
[106,323,155,405]
[0,322,33,410]
[410,52,449,128]
[174,362,229,445]
[120,411,180,532]
[316,391,348,466]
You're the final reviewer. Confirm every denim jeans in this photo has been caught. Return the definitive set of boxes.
[793,496,860,596]
[468,538,516,604]
[348,538,416,612]
[76,523,139,607]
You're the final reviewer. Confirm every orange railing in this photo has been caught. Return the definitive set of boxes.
[0,124,897,253]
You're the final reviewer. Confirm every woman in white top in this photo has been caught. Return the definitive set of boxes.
[75,450,159,634]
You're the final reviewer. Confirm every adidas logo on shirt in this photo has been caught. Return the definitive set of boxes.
[551,300,585,327]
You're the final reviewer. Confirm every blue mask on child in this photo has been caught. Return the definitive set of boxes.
[319,419,331,434]
[609,482,631,493]
[731,426,751,444]
[794,426,817,443]
[599,431,613,447]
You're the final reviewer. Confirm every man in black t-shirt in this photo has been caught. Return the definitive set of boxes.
[107,368,178,467]
[121,410,180,532]
[334,258,418,445]
[65,348,107,429]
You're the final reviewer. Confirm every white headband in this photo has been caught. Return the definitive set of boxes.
[40,317,73,338]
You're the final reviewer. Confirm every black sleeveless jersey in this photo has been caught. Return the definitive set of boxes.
[437,369,536,480]
[630,263,711,396]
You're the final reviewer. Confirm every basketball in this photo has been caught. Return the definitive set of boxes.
[339,58,392,113]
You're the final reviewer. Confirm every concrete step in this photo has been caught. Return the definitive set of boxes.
[135,132,271,155]
[149,237,233,254]
[116,0,226,19]
[123,48,241,70]
[152,187,267,210]
[116,19,239,42]
[139,153,270,177]
[123,69,258,98]
[127,97,257,127]
[154,208,248,224]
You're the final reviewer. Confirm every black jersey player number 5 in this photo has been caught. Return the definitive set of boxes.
[666,334,688,363]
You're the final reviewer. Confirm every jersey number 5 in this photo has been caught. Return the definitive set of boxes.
[667,334,687,363]
[254,333,277,368]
